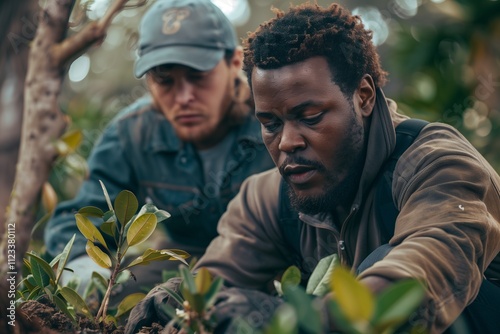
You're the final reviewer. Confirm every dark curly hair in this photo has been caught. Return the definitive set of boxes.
[243,2,388,97]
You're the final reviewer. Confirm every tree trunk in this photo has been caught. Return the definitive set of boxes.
[0,0,134,331]
[0,0,35,236]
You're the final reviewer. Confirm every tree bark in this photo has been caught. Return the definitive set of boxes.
[0,0,35,236]
[0,0,132,331]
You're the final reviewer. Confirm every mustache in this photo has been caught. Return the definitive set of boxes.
[278,156,326,175]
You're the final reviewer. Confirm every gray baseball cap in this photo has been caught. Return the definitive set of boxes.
[134,0,237,78]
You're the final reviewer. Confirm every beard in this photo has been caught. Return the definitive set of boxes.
[285,110,366,215]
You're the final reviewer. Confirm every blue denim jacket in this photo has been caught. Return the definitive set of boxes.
[45,97,274,260]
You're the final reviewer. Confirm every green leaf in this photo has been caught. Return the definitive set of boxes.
[281,265,301,293]
[91,271,109,295]
[27,252,55,287]
[373,279,426,331]
[103,210,116,223]
[23,258,31,272]
[195,267,212,295]
[330,266,375,323]
[327,299,361,334]
[204,276,224,308]
[101,221,118,239]
[75,213,108,249]
[49,253,62,268]
[20,275,36,292]
[53,294,77,323]
[27,286,42,301]
[137,203,171,223]
[154,209,171,223]
[99,180,114,212]
[59,287,94,320]
[114,190,139,226]
[284,286,322,334]
[56,234,76,285]
[161,286,185,306]
[265,303,298,334]
[159,304,178,322]
[179,265,197,295]
[125,249,189,271]
[85,241,112,268]
[26,275,37,290]
[306,254,338,296]
[115,293,146,318]
[137,203,158,215]
[78,206,105,218]
[126,213,157,247]
[115,270,131,285]
[274,280,284,296]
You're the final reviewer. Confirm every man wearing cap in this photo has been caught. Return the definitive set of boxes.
[44,0,274,296]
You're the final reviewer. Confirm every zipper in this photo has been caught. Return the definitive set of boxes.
[338,205,359,265]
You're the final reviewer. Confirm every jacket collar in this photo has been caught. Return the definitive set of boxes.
[299,88,400,226]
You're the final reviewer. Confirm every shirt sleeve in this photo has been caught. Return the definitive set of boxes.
[194,169,293,291]
[358,124,500,333]
[45,119,137,260]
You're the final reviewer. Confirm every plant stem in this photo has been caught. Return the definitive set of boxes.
[95,253,121,322]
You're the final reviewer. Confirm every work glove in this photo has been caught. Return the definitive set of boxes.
[126,281,283,334]
[125,277,183,334]
[205,287,283,334]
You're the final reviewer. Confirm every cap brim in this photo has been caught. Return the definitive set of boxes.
[134,45,225,78]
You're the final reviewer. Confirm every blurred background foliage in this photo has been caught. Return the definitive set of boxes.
[1,0,499,209]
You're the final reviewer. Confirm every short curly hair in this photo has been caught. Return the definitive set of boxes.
[243,2,388,97]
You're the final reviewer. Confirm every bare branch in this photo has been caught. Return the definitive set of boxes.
[51,21,103,67]
[98,0,129,31]
[52,0,130,67]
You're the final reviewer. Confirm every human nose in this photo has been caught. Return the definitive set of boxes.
[278,122,306,153]
[174,79,194,105]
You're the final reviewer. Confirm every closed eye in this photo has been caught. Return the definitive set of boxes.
[263,121,282,133]
[301,112,324,125]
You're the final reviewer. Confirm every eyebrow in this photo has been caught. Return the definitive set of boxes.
[255,100,322,118]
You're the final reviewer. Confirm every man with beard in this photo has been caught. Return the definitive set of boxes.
[44,0,274,296]
[126,2,500,333]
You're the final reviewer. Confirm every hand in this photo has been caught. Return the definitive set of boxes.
[60,256,110,294]
[207,287,283,334]
[125,277,183,334]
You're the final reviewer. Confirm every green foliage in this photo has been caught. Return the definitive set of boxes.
[306,253,339,296]
[75,181,189,324]
[267,262,426,334]
[18,235,91,324]
[161,266,225,334]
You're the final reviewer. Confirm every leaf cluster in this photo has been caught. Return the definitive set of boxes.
[18,235,93,324]
[75,181,190,324]
[161,266,224,334]
[267,255,427,334]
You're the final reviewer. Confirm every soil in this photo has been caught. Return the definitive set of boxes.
[16,296,165,334]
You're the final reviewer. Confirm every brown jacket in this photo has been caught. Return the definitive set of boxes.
[196,91,500,333]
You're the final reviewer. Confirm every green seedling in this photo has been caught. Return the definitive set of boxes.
[160,266,224,334]
[76,181,190,324]
[266,257,427,334]
[18,234,93,323]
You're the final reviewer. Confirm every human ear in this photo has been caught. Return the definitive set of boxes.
[356,74,376,117]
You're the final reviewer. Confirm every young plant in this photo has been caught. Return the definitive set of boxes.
[18,234,94,323]
[267,256,427,334]
[76,181,190,324]
[160,266,224,334]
